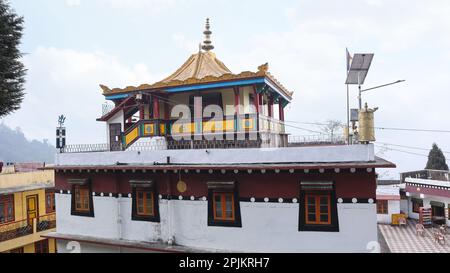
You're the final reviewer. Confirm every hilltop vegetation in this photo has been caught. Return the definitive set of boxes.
[0,123,55,163]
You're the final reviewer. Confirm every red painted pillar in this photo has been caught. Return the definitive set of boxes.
[153,96,160,119]
[234,87,240,116]
[268,97,274,118]
[279,103,285,121]
[139,97,145,120]
[164,99,170,120]
[253,85,260,114]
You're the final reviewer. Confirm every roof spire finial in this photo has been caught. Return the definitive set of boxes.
[201,18,214,52]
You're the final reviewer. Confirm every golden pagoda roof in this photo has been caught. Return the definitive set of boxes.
[159,50,232,83]
[100,62,293,100]
[99,19,293,100]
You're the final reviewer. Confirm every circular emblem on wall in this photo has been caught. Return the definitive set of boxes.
[177,181,187,193]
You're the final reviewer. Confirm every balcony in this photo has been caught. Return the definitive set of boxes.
[122,114,286,147]
[62,114,291,153]
[0,213,56,246]
[0,219,32,243]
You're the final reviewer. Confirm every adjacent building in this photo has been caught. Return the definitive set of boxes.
[0,163,57,253]
[376,180,402,224]
[402,169,450,226]
[44,20,395,253]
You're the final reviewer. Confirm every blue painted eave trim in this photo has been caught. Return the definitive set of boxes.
[165,78,265,93]
[104,76,293,103]
[105,94,129,100]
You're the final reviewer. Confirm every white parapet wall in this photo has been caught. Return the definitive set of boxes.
[55,193,378,253]
[56,144,375,166]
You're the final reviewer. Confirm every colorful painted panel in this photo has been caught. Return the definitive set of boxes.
[143,124,155,136]
[203,120,236,133]
[203,121,221,133]
[160,124,166,135]
[224,120,235,132]
[125,127,139,146]
[171,122,195,134]
[242,118,255,130]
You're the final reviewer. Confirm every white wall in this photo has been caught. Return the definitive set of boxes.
[376,200,400,224]
[127,137,167,150]
[56,240,152,253]
[400,199,408,214]
[56,144,375,166]
[105,110,124,147]
[56,194,119,239]
[56,193,378,253]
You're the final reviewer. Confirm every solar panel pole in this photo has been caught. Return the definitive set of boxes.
[358,71,362,109]
[347,84,350,145]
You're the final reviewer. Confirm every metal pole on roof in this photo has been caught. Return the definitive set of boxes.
[347,84,350,145]
[358,72,362,110]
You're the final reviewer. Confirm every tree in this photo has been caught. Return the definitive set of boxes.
[319,120,343,140]
[0,0,26,118]
[425,143,449,171]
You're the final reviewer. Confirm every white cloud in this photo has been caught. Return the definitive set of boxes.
[2,47,164,144]
[172,33,200,53]
[97,0,184,14]
[4,0,450,177]
[66,0,81,7]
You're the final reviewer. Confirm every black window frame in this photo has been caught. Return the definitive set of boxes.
[70,182,94,218]
[0,194,15,224]
[376,200,389,214]
[207,182,242,228]
[131,185,160,223]
[45,189,56,214]
[298,182,339,232]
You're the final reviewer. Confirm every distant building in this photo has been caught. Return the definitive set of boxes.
[401,169,450,226]
[0,163,57,253]
[44,20,395,253]
[376,180,401,224]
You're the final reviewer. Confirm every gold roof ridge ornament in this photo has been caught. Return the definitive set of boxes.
[201,18,214,52]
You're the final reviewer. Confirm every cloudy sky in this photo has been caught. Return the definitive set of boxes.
[3,0,450,178]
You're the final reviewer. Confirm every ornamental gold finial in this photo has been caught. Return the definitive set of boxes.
[201,18,214,52]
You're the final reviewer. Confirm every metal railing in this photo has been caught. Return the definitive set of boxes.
[37,213,56,232]
[60,135,347,153]
[61,143,109,153]
[259,115,285,134]
[288,134,346,146]
[166,139,263,150]
[0,213,57,243]
[0,219,32,243]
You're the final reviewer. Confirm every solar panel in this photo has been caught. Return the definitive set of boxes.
[345,53,374,85]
